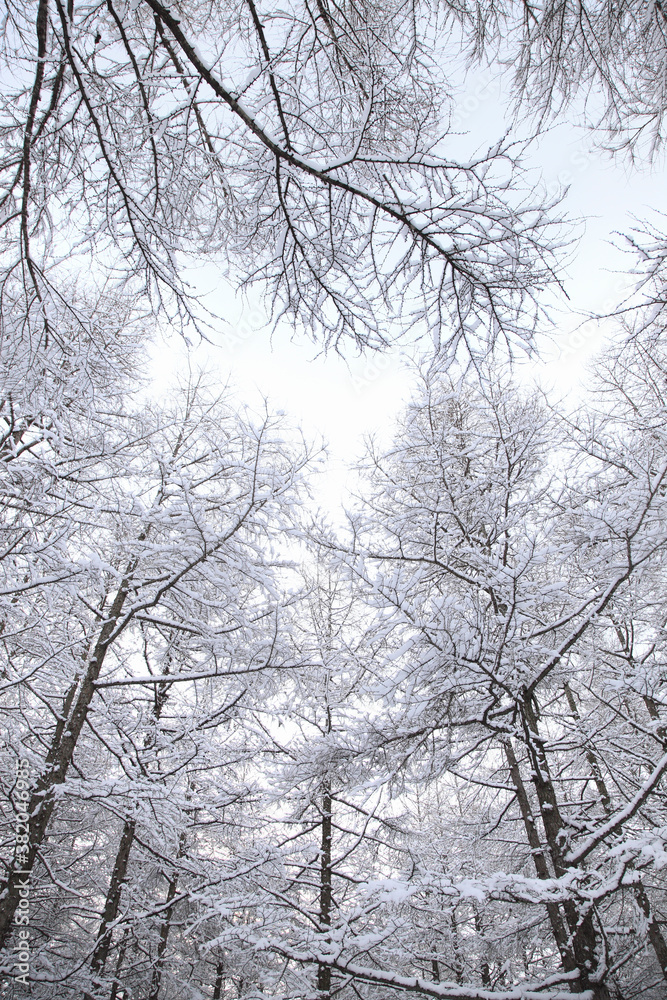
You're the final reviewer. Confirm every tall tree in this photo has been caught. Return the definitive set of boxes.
[312,360,667,998]
[0,367,312,983]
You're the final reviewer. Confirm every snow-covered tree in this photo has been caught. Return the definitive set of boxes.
[0,353,313,990]
[2,0,567,360]
[316,359,667,998]
[5,4,667,998]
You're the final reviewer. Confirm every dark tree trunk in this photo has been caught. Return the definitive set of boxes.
[109,930,129,1000]
[147,872,179,1000]
[563,683,611,811]
[84,818,136,1000]
[0,560,140,950]
[473,905,491,988]
[212,960,224,1000]
[521,697,612,1000]
[316,782,332,998]
[450,909,463,984]
[565,684,667,982]
[503,738,574,969]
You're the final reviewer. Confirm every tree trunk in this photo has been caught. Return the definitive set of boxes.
[109,930,129,1000]
[0,560,140,950]
[449,908,463,984]
[563,683,611,811]
[212,960,224,1000]
[316,782,332,998]
[85,656,176,999]
[84,818,136,1000]
[473,904,491,988]
[147,871,179,1000]
[521,696,611,1000]
[503,738,574,969]
[644,694,667,745]
[565,683,667,981]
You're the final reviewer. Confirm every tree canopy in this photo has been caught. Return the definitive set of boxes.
[2,3,667,1000]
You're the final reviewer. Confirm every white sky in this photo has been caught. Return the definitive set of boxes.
[149,68,667,518]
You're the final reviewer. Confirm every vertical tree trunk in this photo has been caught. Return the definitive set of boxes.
[316,782,332,998]
[563,683,611,811]
[449,908,463,984]
[565,684,667,981]
[633,881,667,977]
[212,959,224,1000]
[503,738,574,969]
[644,694,667,744]
[109,930,129,1000]
[84,818,136,1000]
[0,559,140,950]
[84,666,177,999]
[521,696,611,1000]
[473,904,491,988]
[147,871,179,1000]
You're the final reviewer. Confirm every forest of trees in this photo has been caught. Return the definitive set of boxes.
[2,1,667,998]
